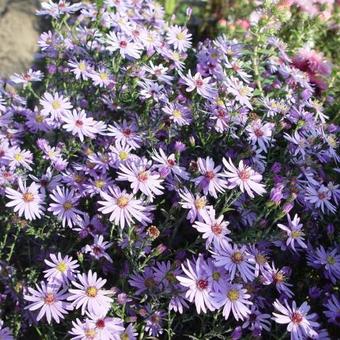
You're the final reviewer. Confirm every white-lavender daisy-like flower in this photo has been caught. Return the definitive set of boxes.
[44,252,79,285]
[40,92,73,121]
[83,235,113,263]
[213,242,256,282]
[4,146,33,171]
[24,281,71,324]
[212,283,252,321]
[246,119,275,153]
[193,208,231,248]
[305,185,336,214]
[106,31,143,59]
[106,120,142,149]
[277,214,307,251]
[181,70,218,100]
[98,186,151,229]
[166,25,192,52]
[48,186,83,228]
[5,178,45,220]
[272,299,319,340]
[67,270,113,315]
[223,157,266,198]
[193,157,228,198]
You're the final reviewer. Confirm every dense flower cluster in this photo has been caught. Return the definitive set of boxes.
[0,0,338,339]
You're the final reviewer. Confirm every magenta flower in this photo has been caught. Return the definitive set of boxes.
[48,186,83,228]
[223,157,266,198]
[68,270,113,315]
[212,242,255,282]
[5,178,45,220]
[272,299,319,340]
[98,186,151,229]
[212,283,252,321]
[176,256,215,314]
[44,252,79,285]
[193,157,228,198]
[24,281,71,324]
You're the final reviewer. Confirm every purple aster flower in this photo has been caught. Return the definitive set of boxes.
[212,242,256,282]
[223,158,266,198]
[40,92,72,122]
[307,245,340,284]
[129,267,157,295]
[323,294,340,326]
[272,299,319,340]
[242,305,271,334]
[5,178,45,221]
[212,283,252,321]
[193,208,231,248]
[262,263,294,297]
[119,324,138,340]
[162,102,192,126]
[193,157,228,198]
[224,76,253,109]
[67,270,113,315]
[48,186,83,228]
[69,318,97,340]
[87,312,124,339]
[83,235,113,263]
[166,25,192,52]
[277,214,307,251]
[179,188,211,223]
[106,31,143,59]
[44,252,79,285]
[145,310,165,337]
[246,119,275,153]
[98,187,151,229]
[305,185,336,214]
[0,320,13,340]
[176,256,215,314]
[24,281,71,324]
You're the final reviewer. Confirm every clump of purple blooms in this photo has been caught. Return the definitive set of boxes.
[0,0,338,339]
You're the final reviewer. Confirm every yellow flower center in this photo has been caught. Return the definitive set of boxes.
[52,100,61,110]
[117,196,129,208]
[14,153,23,161]
[120,334,129,340]
[172,109,182,119]
[255,254,267,265]
[86,286,98,297]
[119,150,129,160]
[291,230,302,238]
[95,180,105,188]
[56,261,68,273]
[176,31,185,40]
[63,201,73,210]
[99,72,108,81]
[212,271,221,281]
[22,192,34,203]
[35,114,45,123]
[85,328,97,338]
[231,251,244,264]
[194,197,206,210]
[227,289,240,301]
[79,62,86,71]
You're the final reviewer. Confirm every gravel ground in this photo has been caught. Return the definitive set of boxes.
[0,0,41,78]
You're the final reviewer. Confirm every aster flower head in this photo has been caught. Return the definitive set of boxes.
[5,178,45,221]
[4,146,33,171]
[272,299,319,340]
[48,186,83,228]
[277,214,307,251]
[83,235,113,263]
[107,120,142,149]
[176,255,216,314]
[24,281,71,324]
[106,31,143,59]
[193,207,231,248]
[179,188,211,223]
[0,320,13,340]
[40,92,73,121]
[86,312,124,339]
[212,242,256,282]
[246,119,275,153]
[162,102,192,126]
[129,267,158,296]
[212,283,252,321]
[193,157,228,198]
[145,310,165,337]
[323,295,340,327]
[98,186,151,229]
[166,25,192,52]
[223,157,266,198]
[44,252,79,285]
[67,270,113,315]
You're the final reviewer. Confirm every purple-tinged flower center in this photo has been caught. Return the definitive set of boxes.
[231,251,244,264]
[205,171,215,180]
[86,286,98,297]
[291,312,303,324]
[121,334,129,340]
[119,40,128,48]
[123,128,131,136]
[96,319,105,329]
[92,245,103,255]
[22,192,34,203]
[138,171,149,182]
[197,279,208,290]
[44,293,55,305]
[195,79,203,88]
[318,192,327,200]
[35,114,44,123]
[75,119,83,127]
[227,289,240,301]
[211,223,223,235]
[167,159,176,166]
[255,254,267,265]
[151,314,161,324]
[238,169,250,181]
